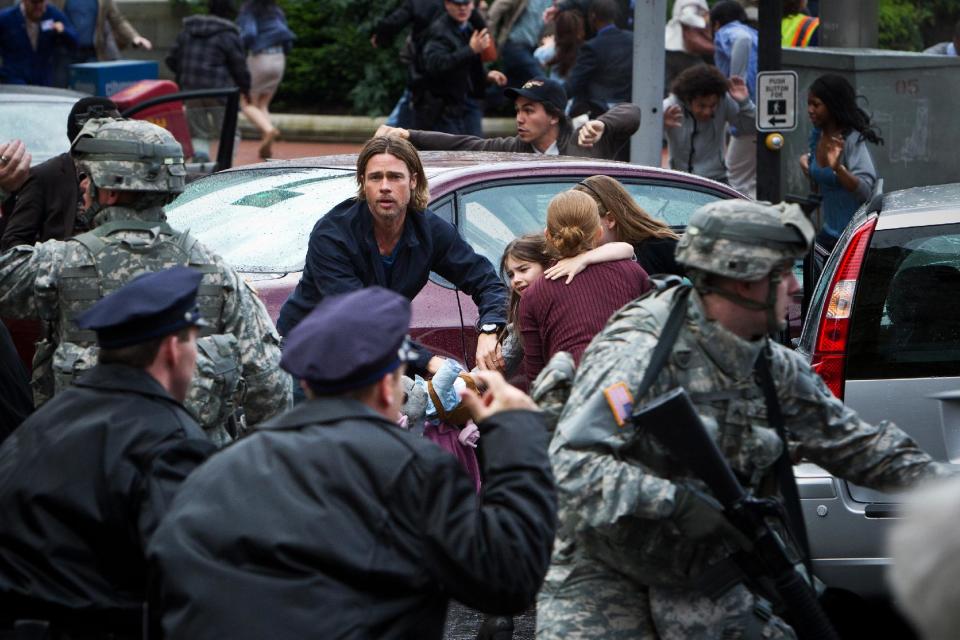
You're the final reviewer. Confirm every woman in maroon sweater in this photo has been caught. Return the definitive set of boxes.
[519,190,651,384]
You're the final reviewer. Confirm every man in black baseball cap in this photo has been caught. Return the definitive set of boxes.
[376,76,640,160]
[149,286,558,639]
[0,266,214,638]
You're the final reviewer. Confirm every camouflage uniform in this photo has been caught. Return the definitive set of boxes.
[536,201,953,639]
[0,119,290,444]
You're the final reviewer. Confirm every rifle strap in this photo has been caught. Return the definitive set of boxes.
[754,343,814,576]
[634,285,692,400]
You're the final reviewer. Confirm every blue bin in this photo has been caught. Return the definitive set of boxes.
[68,60,159,97]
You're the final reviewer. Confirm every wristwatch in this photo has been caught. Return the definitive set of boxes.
[479,323,501,334]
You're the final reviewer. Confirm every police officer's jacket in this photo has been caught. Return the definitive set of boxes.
[148,397,557,639]
[0,364,214,628]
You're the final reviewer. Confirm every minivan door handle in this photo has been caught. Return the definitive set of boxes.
[928,390,960,464]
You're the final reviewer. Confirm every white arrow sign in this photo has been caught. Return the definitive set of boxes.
[756,71,799,132]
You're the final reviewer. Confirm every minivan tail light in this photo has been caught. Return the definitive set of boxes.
[810,216,878,399]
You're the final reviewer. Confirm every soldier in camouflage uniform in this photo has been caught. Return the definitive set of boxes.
[535,200,953,639]
[0,118,290,444]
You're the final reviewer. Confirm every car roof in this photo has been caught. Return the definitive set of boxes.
[877,182,960,230]
[227,150,739,194]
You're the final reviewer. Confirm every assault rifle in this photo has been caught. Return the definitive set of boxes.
[632,387,840,640]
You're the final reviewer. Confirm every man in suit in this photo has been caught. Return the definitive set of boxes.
[0,96,120,251]
[564,0,632,118]
[0,0,77,86]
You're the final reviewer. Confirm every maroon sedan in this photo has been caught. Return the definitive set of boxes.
[161,151,742,368]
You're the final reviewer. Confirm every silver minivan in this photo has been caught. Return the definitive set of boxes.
[796,183,960,598]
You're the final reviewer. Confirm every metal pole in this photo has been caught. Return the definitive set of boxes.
[630,0,666,166]
[756,0,782,202]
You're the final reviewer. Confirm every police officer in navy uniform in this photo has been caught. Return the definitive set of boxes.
[148,287,558,639]
[0,266,216,639]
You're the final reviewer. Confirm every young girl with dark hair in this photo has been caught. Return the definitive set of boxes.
[497,228,634,377]
[800,73,882,250]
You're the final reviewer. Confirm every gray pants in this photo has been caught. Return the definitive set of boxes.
[726,133,758,199]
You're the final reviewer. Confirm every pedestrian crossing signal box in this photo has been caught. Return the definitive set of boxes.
[756,71,799,132]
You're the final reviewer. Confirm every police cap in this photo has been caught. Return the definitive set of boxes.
[281,287,419,394]
[74,266,208,348]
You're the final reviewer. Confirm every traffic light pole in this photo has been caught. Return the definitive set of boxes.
[756,0,783,202]
[630,0,666,166]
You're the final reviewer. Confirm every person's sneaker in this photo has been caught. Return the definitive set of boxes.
[476,615,513,640]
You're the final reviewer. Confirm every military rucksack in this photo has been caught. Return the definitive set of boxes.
[37,216,246,443]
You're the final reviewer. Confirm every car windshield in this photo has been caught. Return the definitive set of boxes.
[0,101,73,165]
[165,167,356,272]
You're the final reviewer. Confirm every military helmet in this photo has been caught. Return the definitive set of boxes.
[71,118,186,194]
[675,200,814,281]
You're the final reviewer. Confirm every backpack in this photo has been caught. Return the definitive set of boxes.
[39,218,245,443]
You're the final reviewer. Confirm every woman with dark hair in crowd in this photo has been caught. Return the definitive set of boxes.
[800,73,881,251]
[237,0,295,159]
[517,190,649,383]
[497,230,633,376]
[662,64,754,184]
[535,9,585,81]
[572,174,683,276]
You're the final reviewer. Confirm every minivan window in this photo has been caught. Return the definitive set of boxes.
[846,223,960,379]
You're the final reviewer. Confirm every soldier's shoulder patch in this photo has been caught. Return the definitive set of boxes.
[603,382,634,428]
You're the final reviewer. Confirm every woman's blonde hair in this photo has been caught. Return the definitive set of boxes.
[355,136,430,211]
[545,190,600,258]
[573,175,679,244]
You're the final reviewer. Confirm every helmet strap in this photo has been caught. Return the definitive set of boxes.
[77,181,103,229]
[694,270,785,335]
[765,269,783,335]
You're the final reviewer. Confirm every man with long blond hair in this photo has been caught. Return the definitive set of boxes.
[278,135,508,375]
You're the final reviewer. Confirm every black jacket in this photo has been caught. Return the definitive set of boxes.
[408,102,641,161]
[418,13,487,105]
[149,398,557,639]
[634,236,682,277]
[374,0,485,51]
[0,365,214,630]
[0,152,80,252]
[276,199,507,370]
[166,15,251,94]
[565,26,634,110]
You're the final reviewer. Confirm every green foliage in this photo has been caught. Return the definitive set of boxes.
[877,0,960,51]
[878,0,929,50]
[272,0,406,115]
